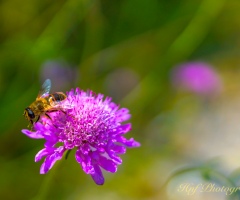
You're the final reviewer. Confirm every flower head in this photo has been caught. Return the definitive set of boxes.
[170,62,222,96]
[22,88,140,185]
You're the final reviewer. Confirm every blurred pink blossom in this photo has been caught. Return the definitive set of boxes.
[170,62,223,96]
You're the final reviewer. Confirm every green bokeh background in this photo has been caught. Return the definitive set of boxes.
[1,0,240,199]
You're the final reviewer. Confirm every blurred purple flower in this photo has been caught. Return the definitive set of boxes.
[21,88,140,185]
[40,59,79,92]
[170,62,223,96]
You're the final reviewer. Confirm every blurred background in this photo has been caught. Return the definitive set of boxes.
[1,0,240,199]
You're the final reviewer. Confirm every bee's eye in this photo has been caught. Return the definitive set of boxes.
[25,107,35,119]
[29,113,35,119]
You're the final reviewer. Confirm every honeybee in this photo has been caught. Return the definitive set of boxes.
[23,79,73,128]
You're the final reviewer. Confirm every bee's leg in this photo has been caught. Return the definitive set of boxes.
[47,109,75,120]
[29,120,34,131]
[59,109,76,120]
[35,116,40,124]
[32,116,40,130]
[45,113,57,128]
[46,110,58,113]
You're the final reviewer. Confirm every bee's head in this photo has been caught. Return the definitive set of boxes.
[23,107,35,121]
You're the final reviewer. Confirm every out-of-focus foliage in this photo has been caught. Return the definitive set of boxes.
[2,0,240,199]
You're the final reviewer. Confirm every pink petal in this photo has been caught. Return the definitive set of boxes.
[109,143,126,154]
[40,146,65,174]
[116,114,131,122]
[115,108,131,122]
[97,155,117,173]
[90,162,104,185]
[110,123,132,137]
[109,102,119,112]
[35,147,57,162]
[21,129,44,139]
[80,144,90,154]
[44,134,59,147]
[75,149,94,174]
[119,123,131,134]
[34,122,47,132]
[105,149,122,164]
[116,136,141,148]
[116,108,129,116]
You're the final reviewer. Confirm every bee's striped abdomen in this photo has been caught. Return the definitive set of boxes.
[46,93,67,104]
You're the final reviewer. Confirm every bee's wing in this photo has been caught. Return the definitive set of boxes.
[48,94,75,110]
[37,79,51,99]
[50,101,75,110]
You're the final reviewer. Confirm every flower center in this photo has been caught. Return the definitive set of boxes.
[56,97,119,148]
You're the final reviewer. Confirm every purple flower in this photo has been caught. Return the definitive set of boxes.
[21,88,140,185]
[170,62,223,96]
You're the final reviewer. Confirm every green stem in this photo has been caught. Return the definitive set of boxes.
[65,149,72,160]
